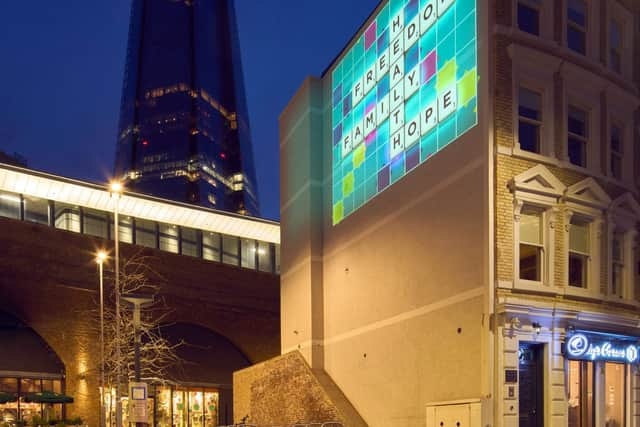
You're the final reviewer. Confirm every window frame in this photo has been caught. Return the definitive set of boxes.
[517,86,544,155]
[566,0,588,55]
[516,0,541,36]
[609,121,624,181]
[568,216,591,289]
[567,104,590,168]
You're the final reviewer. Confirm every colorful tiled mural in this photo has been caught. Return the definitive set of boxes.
[331,0,478,225]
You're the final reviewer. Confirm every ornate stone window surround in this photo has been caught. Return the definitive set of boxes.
[606,193,640,302]
[563,178,610,299]
[510,165,564,291]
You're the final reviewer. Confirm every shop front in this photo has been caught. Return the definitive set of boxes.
[105,383,221,427]
[0,376,66,424]
[564,331,638,427]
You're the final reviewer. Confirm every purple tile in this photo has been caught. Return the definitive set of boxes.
[421,50,437,83]
[378,166,390,191]
[343,93,352,117]
[333,84,342,106]
[333,124,342,146]
[365,22,377,51]
[406,144,420,170]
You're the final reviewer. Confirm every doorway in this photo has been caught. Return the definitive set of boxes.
[519,343,544,427]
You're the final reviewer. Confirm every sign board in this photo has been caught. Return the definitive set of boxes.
[331,0,478,224]
[564,331,639,364]
[128,382,148,423]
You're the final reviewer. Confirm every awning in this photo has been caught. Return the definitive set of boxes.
[0,392,17,404]
[23,391,73,404]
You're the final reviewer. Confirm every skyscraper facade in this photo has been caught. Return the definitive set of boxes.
[115,0,259,216]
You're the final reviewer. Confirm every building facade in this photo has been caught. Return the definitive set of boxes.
[114,0,260,216]
[236,1,640,427]
[0,163,280,427]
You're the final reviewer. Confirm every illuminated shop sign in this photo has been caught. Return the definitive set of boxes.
[565,332,639,364]
[331,0,478,225]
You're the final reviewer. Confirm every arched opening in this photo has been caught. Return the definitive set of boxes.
[0,311,67,424]
[115,322,251,427]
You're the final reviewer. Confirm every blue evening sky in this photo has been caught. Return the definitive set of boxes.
[0,0,379,220]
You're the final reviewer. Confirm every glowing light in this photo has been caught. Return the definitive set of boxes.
[142,140,149,146]
[109,181,123,194]
[96,251,108,264]
[566,332,640,363]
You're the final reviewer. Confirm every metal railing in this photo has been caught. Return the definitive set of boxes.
[219,422,343,427]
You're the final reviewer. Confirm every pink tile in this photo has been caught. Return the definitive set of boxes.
[421,50,437,83]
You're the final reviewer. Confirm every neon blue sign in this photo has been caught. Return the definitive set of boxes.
[565,332,639,363]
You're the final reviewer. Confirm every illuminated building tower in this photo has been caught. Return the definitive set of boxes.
[114,0,259,216]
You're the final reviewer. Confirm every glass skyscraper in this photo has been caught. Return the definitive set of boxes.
[114,0,259,216]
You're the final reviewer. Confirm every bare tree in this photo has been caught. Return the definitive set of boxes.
[89,251,183,389]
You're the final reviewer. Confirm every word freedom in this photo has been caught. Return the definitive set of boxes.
[341,0,458,160]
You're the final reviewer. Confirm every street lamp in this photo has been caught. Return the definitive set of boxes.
[95,251,107,427]
[122,293,153,427]
[109,180,123,427]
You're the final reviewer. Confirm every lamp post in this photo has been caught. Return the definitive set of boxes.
[122,293,153,427]
[95,251,107,427]
[109,181,123,427]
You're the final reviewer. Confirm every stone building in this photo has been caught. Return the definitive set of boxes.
[236,1,640,427]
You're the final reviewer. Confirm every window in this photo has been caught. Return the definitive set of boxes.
[604,363,626,427]
[257,241,272,273]
[0,192,21,219]
[23,196,49,225]
[275,244,281,274]
[518,87,543,153]
[241,239,256,269]
[518,0,540,35]
[135,219,157,249]
[221,235,239,266]
[55,203,81,233]
[568,360,594,427]
[611,232,624,296]
[610,125,623,180]
[609,20,622,73]
[569,218,590,288]
[181,228,199,257]
[568,106,588,167]
[159,224,179,254]
[519,208,543,281]
[110,215,134,244]
[83,209,108,238]
[567,0,587,54]
[203,232,221,262]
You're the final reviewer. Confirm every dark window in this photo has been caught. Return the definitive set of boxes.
[609,20,622,73]
[135,219,157,249]
[610,125,623,179]
[181,227,199,257]
[568,106,588,167]
[518,87,542,153]
[567,0,587,54]
[518,0,540,35]
[257,241,272,273]
[203,232,221,262]
[222,235,239,266]
[83,209,108,238]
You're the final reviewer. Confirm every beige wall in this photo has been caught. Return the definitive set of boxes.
[279,2,492,423]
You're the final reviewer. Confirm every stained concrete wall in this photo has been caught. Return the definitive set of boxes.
[0,217,280,426]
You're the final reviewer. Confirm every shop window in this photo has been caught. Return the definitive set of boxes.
[23,196,49,225]
[517,0,540,35]
[241,239,256,269]
[222,235,239,266]
[188,390,203,427]
[203,232,221,262]
[609,20,622,74]
[568,106,588,167]
[567,0,587,55]
[568,360,594,427]
[569,218,590,288]
[0,192,20,220]
[604,363,626,427]
[156,386,171,427]
[110,215,134,244]
[136,219,157,249]
[518,87,543,154]
[83,209,108,238]
[519,208,544,281]
[172,388,186,427]
[610,125,623,180]
[203,390,219,427]
[611,233,624,297]
[159,223,179,254]
[257,241,272,273]
[181,227,199,257]
[54,203,81,233]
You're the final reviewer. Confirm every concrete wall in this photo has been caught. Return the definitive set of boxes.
[278,2,492,425]
[0,217,280,426]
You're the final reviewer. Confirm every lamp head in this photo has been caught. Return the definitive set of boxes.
[96,251,108,264]
[109,181,123,194]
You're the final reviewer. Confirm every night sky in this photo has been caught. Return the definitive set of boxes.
[0,0,379,221]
